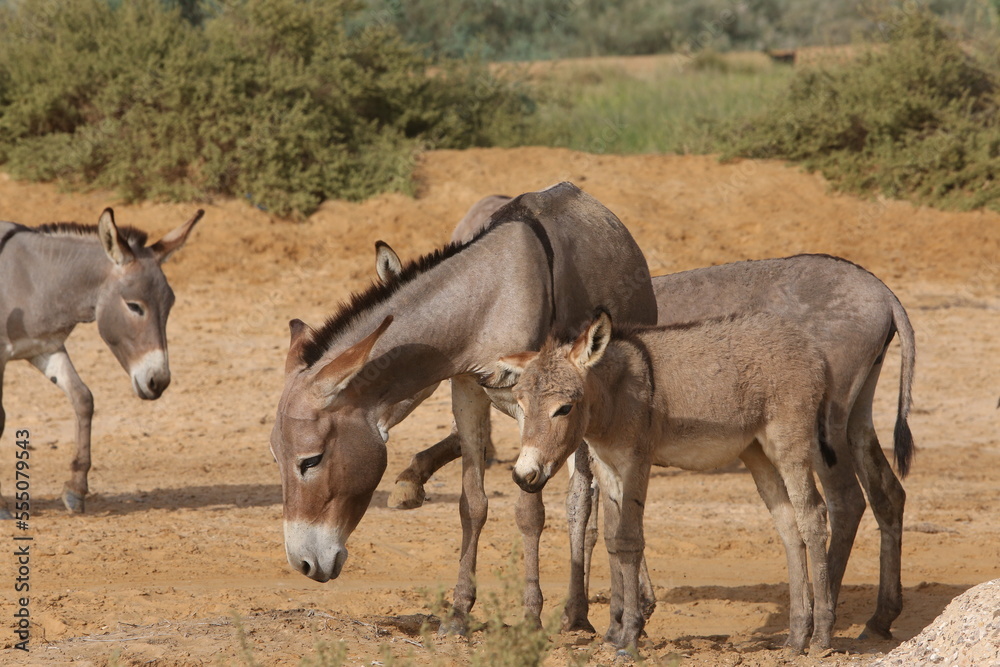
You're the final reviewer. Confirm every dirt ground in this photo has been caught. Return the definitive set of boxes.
[0,147,998,666]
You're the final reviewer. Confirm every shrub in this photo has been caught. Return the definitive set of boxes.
[0,0,534,218]
[722,7,1000,212]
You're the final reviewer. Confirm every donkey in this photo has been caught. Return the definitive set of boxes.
[385,237,914,639]
[498,310,837,654]
[271,183,657,634]
[0,207,202,515]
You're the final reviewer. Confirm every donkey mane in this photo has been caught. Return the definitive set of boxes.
[0,221,149,256]
[300,241,470,369]
[35,222,150,248]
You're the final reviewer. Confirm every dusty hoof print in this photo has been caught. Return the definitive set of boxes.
[387,481,425,510]
[62,488,85,514]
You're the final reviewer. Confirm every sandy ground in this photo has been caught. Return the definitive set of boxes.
[0,147,998,666]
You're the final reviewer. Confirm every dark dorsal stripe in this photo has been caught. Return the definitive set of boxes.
[300,194,558,369]
[0,221,149,257]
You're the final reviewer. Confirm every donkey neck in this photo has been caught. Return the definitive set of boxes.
[14,233,113,326]
[321,222,554,411]
[582,341,651,445]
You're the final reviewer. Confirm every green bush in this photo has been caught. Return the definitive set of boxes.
[0,0,534,218]
[722,7,1000,212]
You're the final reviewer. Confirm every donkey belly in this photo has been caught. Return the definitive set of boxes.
[651,429,755,471]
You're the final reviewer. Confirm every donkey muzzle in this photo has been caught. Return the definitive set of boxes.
[130,349,171,400]
[284,521,348,583]
[512,448,551,494]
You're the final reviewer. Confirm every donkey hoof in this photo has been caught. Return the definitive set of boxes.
[388,481,425,510]
[437,616,469,637]
[860,620,894,640]
[62,488,86,514]
[0,507,13,520]
[561,617,597,634]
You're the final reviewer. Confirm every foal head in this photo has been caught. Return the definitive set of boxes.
[499,309,613,493]
[94,208,202,400]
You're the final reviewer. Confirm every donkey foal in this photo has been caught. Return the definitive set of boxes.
[499,310,836,654]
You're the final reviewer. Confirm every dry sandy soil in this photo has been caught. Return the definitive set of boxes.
[0,147,998,666]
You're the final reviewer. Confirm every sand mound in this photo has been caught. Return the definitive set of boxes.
[872,579,1000,666]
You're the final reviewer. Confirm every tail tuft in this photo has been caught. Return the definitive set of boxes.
[893,416,914,478]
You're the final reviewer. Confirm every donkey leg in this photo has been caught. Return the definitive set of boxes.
[609,461,649,650]
[563,444,597,632]
[30,349,93,513]
[441,374,492,635]
[740,442,813,652]
[516,488,546,627]
[814,410,866,609]
[765,434,835,656]
[389,431,460,509]
[849,366,905,640]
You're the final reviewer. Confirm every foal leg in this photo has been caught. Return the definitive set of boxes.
[848,365,905,640]
[765,431,835,656]
[516,488,545,627]
[30,348,93,513]
[740,442,813,652]
[441,374,492,635]
[563,443,597,632]
[598,457,649,651]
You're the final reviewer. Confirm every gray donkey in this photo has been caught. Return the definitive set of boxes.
[499,309,837,655]
[379,197,914,641]
[0,208,202,515]
[271,183,657,635]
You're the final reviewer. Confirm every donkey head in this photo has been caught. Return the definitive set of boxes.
[501,309,612,493]
[95,208,202,400]
[272,316,394,582]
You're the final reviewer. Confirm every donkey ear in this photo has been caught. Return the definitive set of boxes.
[314,315,393,404]
[570,309,612,368]
[97,208,134,266]
[285,318,316,374]
[492,351,538,387]
[374,240,402,283]
[150,209,204,264]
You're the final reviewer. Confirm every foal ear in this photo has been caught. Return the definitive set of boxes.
[285,318,317,374]
[150,209,204,264]
[98,208,134,266]
[493,351,538,387]
[570,309,612,368]
[314,315,394,404]
[374,240,403,283]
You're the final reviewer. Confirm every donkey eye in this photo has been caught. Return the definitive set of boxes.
[299,454,323,475]
[126,301,145,316]
[553,404,573,417]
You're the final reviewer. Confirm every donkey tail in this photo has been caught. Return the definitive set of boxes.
[890,296,916,478]
[817,382,837,468]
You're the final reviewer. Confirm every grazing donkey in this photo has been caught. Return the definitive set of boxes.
[271,183,657,634]
[387,240,915,639]
[498,310,837,654]
[0,208,202,515]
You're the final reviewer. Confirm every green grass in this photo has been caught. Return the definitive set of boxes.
[514,54,796,155]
